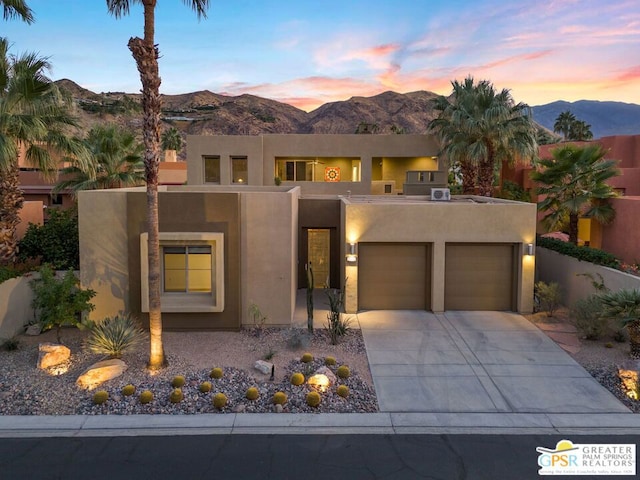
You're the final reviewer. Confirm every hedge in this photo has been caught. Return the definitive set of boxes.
[536,235,620,269]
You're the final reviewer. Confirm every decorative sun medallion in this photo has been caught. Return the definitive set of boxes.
[324,167,340,182]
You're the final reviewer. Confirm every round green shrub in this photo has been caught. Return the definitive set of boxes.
[169,388,183,403]
[272,391,288,405]
[336,385,350,398]
[199,381,212,393]
[246,387,259,400]
[171,375,186,388]
[300,352,313,363]
[121,384,136,396]
[213,392,227,409]
[209,367,223,379]
[139,390,154,404]
[290,372,305,386]
[306,391,321,407]
[324,356,336,366]
[336,365,350,379]
[92,390,109,405]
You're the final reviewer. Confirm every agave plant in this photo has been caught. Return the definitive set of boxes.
[598,289,640,358]
[84,314,147,358]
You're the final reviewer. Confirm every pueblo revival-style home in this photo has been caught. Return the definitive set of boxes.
[79,134,536,330]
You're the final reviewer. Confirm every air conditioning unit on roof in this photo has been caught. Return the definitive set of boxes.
[431,187,451,202]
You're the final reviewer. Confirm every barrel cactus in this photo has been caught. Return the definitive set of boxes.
[272,391,288,405]
[171,375,186,388]
[121,384,136,396]
[169,388,183,403]
[336,365,350,379]
[213,392,227,409]
[324,356,336,366]
[290,372,305,386]
[336,385,350,398]
[300,352,313,363]
[246,387,259,400]
[209,367,223,379]
[139,390,154,404]
[306,391,321,407]
[92,390,109,405]
[199,381,212,393]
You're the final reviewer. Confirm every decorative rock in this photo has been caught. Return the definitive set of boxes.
[25,324,42,336]
[254,360,273,375]
[274,403,284,413]
[314,366,337,385]
[233,404,246,413]
[37,343,71,369]
[76,359,128,390]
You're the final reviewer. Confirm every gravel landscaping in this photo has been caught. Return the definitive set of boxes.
[0,327,378,415]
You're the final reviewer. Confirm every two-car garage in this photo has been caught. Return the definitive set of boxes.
[357,242,516,312]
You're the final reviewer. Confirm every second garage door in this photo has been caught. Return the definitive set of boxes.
[358,243,431,310]
[445,243,515,311]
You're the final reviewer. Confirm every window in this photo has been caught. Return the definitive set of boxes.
[140,232,224,312]
[204,156,220,183]
[275,157,361,182]
[231,156,248,184]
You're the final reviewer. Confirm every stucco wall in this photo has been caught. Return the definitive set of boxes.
[0,275,36,339]
[343,197,537,313]
[536,247,640,308]
[598,197,640,265]
[17,201,44,240]
[79,190,130,321]
[241,189,299,326]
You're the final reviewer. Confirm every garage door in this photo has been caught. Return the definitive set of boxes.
[358,243,431,310]
[445,243,515,311]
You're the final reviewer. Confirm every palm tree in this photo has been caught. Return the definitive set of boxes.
[55,124,145,196]
[429,76,537,196]
[569,120,593,141]
[553,110,576,141]
[161,126,182,152]
[106,0,210,370]
[531,144,619,245]
[0,37,89,264]
[598,289,640,358]
[1,0,33,23]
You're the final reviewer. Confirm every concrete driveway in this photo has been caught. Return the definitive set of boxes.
[358,310,631,414]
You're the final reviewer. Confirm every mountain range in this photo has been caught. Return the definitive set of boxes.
[55,79,640,157]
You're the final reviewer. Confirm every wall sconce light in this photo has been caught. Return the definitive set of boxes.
[525,243,534,256]
[346,242,358,263]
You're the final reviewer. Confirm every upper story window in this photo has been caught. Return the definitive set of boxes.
[204,156,220,184]
[231,156,248,184]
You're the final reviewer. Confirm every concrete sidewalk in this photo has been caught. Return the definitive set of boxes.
[359,310,631,414]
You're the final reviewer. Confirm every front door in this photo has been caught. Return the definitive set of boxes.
[307,229,330,288]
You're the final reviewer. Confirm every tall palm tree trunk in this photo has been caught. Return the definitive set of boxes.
[460,161,477,195]
[128,31,165,369]
[568,213,579,245]
[477,157,495,197]
[0,163,23,264]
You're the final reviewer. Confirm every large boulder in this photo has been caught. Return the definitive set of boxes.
[76,359,128,390]
[254,360,273,375]
[37,343,71,369]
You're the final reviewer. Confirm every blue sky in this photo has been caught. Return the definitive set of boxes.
[3,0,639,111]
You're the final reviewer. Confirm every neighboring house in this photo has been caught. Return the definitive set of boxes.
[79,134,537,330]
[505,134,640,263]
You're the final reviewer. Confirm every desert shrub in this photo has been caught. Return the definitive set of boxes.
[263,348,276,360]
[286,328,310,350]
[300,352,313,363]
[30,265,96,342]
[213,393,227,409]
[324,356,336,366]
[245,387,259,400]
[535,281,562,317]
[92,390,109,405]
[248,303,267,334]
[572,295,607,340]
[336,365,350,379]
[1,336,20,351]
[325,286,351,344]
[306,391,321,407]
[336,385,350,398]
[536,236,620,269]
[199,381,212,393]
[122,384,136,396]
[290,372,305,386]
[0,259,39,284]
[171,375,186,388]
[139,390,154,404]
[83,314,146,358]
[272,391,287,405]
[209,367,223,379]
[169,388,183,403]
[18,208,79,270]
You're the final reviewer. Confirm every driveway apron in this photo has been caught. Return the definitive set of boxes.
[357,310,630,414]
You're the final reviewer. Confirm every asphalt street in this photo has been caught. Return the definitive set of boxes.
[1,434,638,480]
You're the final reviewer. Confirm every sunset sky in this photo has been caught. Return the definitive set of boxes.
[3,0,639,111]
